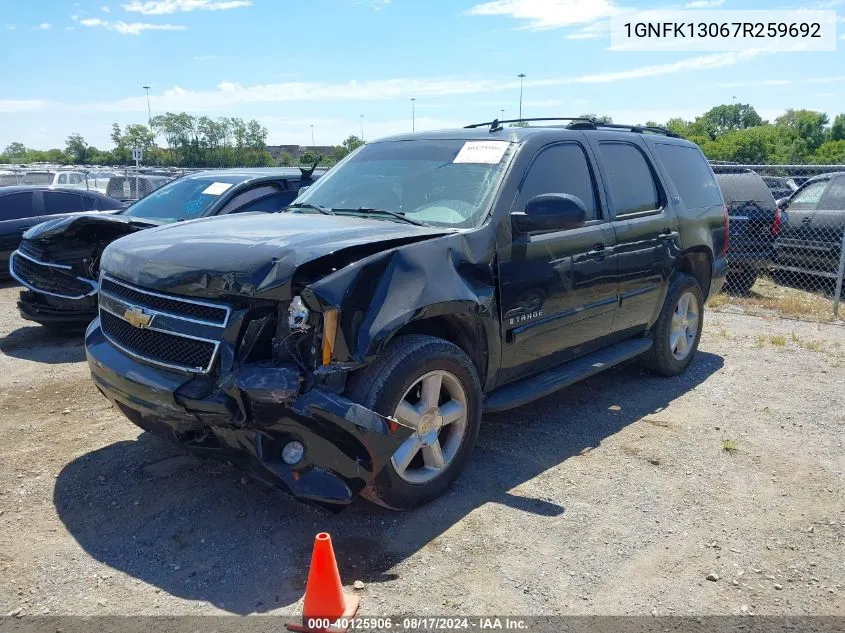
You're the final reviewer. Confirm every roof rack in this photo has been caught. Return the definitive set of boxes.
[464,117,681,138]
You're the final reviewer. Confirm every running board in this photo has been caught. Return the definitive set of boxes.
[483,337,653,413]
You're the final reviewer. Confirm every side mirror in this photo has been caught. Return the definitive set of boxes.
[511,194,587,233]
[298,185,310,196]
[776,196,789,209]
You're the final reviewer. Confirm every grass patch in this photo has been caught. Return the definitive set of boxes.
[708,276,837,322]
[755,334,786,347]
[722,439,739,454]
[800,339,823,352]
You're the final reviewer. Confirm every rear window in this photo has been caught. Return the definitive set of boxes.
[20,173,52,185]
[714,172,776,210]
[653,144,723,210]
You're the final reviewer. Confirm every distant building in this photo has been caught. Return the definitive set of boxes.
[266,145,337,160]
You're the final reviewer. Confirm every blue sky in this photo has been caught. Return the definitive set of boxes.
[1,0,843,150]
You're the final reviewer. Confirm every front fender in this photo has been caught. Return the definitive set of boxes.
[304,231,497,364]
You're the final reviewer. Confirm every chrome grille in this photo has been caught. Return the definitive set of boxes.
[10,251,98,299]
[98,275,230,373]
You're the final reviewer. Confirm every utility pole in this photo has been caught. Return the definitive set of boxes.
[360,114,364,142]
[500,108,505,121]
[142,85,152,130]
[518,73,526,121]
[310,124,315,149]
[411,98,416,132]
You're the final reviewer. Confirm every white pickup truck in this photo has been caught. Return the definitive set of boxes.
[18,170,89,189]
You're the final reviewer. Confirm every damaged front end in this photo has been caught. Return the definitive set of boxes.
[86,212,496,510]
[12,214,158,327]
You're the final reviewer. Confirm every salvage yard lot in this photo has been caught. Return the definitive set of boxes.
[0,281,843,617]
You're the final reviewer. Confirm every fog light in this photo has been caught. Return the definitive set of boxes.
[282,441,305,465]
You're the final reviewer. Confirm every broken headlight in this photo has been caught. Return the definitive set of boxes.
[288,296,311,332]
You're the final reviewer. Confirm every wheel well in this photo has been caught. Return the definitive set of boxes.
[676,250,713,298]
[388,315,489,386]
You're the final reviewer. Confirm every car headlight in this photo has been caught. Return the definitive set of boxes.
[288,296,310,331]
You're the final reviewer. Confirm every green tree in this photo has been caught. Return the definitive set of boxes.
[830,114,845,141]
[4,142,27,158]
[65,133,88,163]
[775,109,829,152]
[813,140,845,163]
[697,103,763,139]
[334,135,364,160]
[580,113,613,124]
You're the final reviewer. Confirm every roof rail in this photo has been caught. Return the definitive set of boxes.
[464,117,681,138]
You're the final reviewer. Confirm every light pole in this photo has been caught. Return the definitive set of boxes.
[310,124,315,149]
[142,85,152,130]
[500,108,505,121]
[360,114,364,142]
[517,73,526,121]
[411,97,416,132]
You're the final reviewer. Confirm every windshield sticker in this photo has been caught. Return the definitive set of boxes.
[453,141,510,165]
[202,182,234,196]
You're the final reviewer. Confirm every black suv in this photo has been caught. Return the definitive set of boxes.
[84,119,728,512]
[712,166,780,294]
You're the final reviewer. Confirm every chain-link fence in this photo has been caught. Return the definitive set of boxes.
[708,162,845,323]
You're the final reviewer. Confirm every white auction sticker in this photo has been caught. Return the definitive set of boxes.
[453,141,510,165]
[202,182,234,196]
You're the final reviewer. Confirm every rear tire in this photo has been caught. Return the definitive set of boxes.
[345,334,481,510]
[641,273,704,377]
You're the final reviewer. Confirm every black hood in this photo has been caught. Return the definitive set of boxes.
[23,211,158,242]
[100,212,450,301]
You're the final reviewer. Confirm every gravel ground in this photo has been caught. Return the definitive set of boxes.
[0,280,843,618]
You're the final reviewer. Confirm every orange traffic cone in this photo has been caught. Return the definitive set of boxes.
[287,532,360,633]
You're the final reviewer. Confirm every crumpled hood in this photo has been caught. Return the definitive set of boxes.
[100,212,450,301]
[23,211,155,242]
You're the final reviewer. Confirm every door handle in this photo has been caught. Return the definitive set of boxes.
[587,244,607,256]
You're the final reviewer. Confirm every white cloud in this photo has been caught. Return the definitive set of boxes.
[564,19,609,39]
[80,18,187,34]
[122,0,252,14]
[38,23,51,30]
[65,26,75,30]
[5,24,16,30]
[0,51,760,117]
[465,0,615,30]
[71,14,79,20]
[102,4,111,11]
[684,0,726,7]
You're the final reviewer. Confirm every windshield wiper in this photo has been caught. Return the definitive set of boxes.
[334,207,429,227]
[285,202,335,215]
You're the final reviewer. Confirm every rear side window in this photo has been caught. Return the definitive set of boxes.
[43,192,85,214]
[597,143,661,217]
[789,180,828,210]
[654,144,723,210]
[520,143,599,221]
[0,192,34,220]
[820,177,845,210]
[81,194,102,211]
[234,190,299,213]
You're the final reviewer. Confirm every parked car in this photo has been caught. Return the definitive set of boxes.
[713,166,781,294]
[86,171,121,195]
[12,168,322,328]
[105,174,173,201]
[1,186,125,278]
[19,170,89,189]
[84,120,727,512]
[772,172,845,279]
[761,176,799,202]
[0,170,23,187]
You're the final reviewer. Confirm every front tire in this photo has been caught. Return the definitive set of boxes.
[345,334,481,510]
[641,273,704,377]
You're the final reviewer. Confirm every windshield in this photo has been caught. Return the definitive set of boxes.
[295,139,513,228]
[121,175,246,222]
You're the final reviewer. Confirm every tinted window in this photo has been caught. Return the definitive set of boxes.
[597,143,660,217]
[820,177,845,210]
[789,180,828,210]
[43,192,85,214]
[654,144,723,210]
[234,190,298,213]
[81,194,101,211]
[122,175,249,222]
[520,143,599,221]
[714,173,775,211]
[0,192,34,220]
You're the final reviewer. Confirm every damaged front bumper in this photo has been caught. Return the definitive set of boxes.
[85,319,412,512]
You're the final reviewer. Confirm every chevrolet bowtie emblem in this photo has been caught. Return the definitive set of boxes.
[124,307,153,329]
